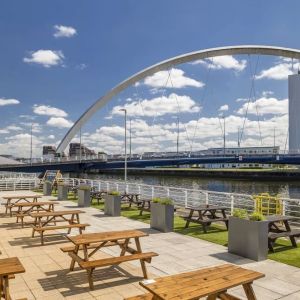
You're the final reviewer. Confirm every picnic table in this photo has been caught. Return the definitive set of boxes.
[121,193,141,207]
[183,205,229,233]
[62,229,158,290]
[138,199,152,215]
[14,201,58,228]
[126,264,264,300]
[0,257,25,300]
[2,194,42,216]
[29,210,89,245]
[266,215,300,252]
[90,190,107,205]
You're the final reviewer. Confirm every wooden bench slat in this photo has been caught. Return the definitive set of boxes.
[124,294,153,300]
[269,229,300,240]
[79,252,158,269]
[32,223,90,232]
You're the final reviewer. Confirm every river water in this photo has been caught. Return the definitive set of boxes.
[85,173,300,199]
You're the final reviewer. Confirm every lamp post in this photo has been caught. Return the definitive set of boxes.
[120,109,127,182]
[30,123,33,166]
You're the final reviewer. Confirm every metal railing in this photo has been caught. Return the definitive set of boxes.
[0,178,39,191]
[62,177,300,226]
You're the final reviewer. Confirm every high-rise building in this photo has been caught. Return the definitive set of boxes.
[69,143,96,157]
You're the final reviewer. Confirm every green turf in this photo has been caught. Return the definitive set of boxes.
[56,192,300,268]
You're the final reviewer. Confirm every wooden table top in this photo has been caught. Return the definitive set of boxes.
[0,257,25,277]
[68,229,148,245]
[140,264,264,300]
[14,201,59,207]
[29,210,84,218]
[265,215,295,222]
[3,195,41,199]
[187,205,228,211]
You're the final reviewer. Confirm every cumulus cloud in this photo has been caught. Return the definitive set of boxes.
[193,55,247,71]
[23,50,64,67]
[236,97,288,115]
[255,63,293,80]
[33,105,68,117]
[46,117,73,128]
[218,104,229,112]
[0,98,20,106]
[53,25,77,38]
[144,68,204,88]
[112,93,201,117]
[48,135,55,139]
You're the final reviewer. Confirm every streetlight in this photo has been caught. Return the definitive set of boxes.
[30,123,33,166]
[120,109,127,182]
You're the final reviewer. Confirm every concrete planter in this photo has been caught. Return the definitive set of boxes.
[150,202,174,232]
[104,195,121,216]
[77,189,91,207]
[43,182,52,196]
[57,185,68,200]
[228,216,268,261]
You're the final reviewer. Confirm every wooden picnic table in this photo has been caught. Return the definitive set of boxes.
[266,215,300,252]
[184,205,229,233]
[2,195,42,216]
[121,193,141,207]
[29,210,89,245]
[14,201,59,228]
[136,264,264,300]
[0,257,25,300]
[138,199,152,215]
[90,190,108,205]
[63,229,158,290]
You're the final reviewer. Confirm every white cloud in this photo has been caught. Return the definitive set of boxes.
[144,68,204,88]
[6,125,22,131]
[47,117,73,128]
[236,98,248,103]
[112,93,201,117]
[53,25,77,38]
[255,63,293,80]
[193,55,247,71]
[48,135,55,139]
[0,98,20,106]
[236,97,288,115]
[33,104,68,117]
[218,104,229,112]
[23,50,64,68]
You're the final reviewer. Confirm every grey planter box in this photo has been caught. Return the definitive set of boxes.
[57,185,68,200]
[228,216,268,261]
[77,189,91,207]
[150,202,174,232]
[43,182,52,196]
[104,195,121,216]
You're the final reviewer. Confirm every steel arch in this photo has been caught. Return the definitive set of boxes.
[57,45,300,153]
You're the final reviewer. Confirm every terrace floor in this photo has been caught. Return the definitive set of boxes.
[0,191,300,300]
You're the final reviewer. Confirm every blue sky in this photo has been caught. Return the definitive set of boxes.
[0,0,300,157]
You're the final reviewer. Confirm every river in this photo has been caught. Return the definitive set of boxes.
[83,172,300,199]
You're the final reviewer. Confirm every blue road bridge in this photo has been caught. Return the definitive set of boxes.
[0,154,300,173]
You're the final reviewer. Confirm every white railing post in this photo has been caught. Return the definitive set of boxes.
[126,184,128,193]
[230,195,234,215]
[151,186,154,199]
[138,185,141,195]
[167,187,170,197]
[184,190,188,207]
[107,182,109,192]
[205,192,209,206]
[282,199,286,216]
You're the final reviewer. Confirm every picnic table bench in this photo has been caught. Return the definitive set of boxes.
[138,199,152,215]
[90,190,107,205]
[62,229,158,290]
[266,215,300,252]
[29,210,89,245]
[0,257,26,300]
[2,195,42,216]
[183,205,229,233]
[126,264,264,300]
[15,201,58,228]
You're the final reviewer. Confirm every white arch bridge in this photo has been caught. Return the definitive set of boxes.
[57,45,300,154]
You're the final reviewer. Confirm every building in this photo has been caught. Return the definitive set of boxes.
[42,145,57,160]
[69,143,96,158]
[289,73,300,153]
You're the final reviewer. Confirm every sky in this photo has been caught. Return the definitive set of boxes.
[1,0,300,158]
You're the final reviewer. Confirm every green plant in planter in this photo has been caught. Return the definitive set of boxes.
[249,212,265,221]
[109,191,120,196]
[78,185,91,191]
[153,197,173,205]
[232,208,248,219]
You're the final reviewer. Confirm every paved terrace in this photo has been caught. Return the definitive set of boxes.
[0,191,300,300]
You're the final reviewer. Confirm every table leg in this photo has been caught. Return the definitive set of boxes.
[218,292,241,300]
[207,295,217,300]
[0,276,3,298]
[184,209,194,229]
[3,275,11,300]
[70,245,79,271]
[283,220,297,247]
[120,238,130,256]
[135,237,148,279]
[68,214,74,234]
[243,283,257,300]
